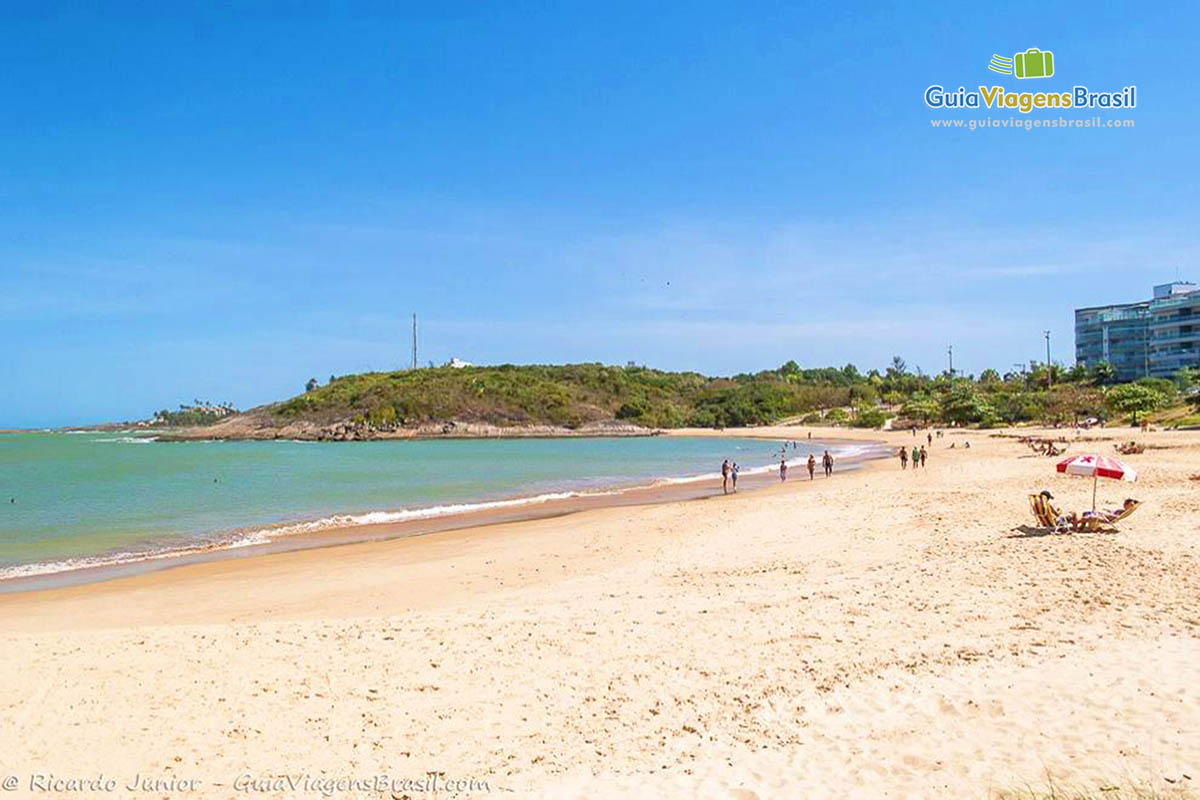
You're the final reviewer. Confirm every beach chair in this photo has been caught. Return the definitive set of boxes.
[1028,494,1069,533]
[1075,501,1142,533]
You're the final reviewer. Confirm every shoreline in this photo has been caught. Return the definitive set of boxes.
[0,432,889,595]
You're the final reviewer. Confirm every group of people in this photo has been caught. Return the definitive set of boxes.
[721,459,740,493]
[898,444,928,469]
[720,447,834,494]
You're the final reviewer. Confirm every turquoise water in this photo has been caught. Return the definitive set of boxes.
[0,432,838,580]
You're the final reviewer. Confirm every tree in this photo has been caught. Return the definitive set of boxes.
[1105,383,1166,425]
[941,384,997,426]
[901,393,939,425]
[992,388,1042,424]
[1137,377,1178,407]
[1065,363,1089,383]
[1030,362,1064,389]
[978,368,1001,386]
[1043,384,1105,426]
[848,384,879,418]
[778,360,801,378]
[305,378,319,392]
[1090,361,1116,386]
[890,356,908,376]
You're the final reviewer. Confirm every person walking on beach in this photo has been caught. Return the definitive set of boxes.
[899,446,908,470]
[731,462,739,492]
[721,459,731,494]
[919,445,927,468]
[912,445,920,470]
[822,450,833,477]
[927,432,932,446]
[807,453,816,480]
[779,458,788,482]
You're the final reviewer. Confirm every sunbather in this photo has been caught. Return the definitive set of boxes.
[1030,490,1072,532]
[1077,498,1140,527]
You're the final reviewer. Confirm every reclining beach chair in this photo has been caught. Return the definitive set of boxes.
[1028,494,1070,533]
[1075,501,1142,533]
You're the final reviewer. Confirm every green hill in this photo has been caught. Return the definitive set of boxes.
[160,360,1199,440]
[274,363,823,430]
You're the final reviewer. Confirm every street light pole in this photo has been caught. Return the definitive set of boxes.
[1044,330,1052,389]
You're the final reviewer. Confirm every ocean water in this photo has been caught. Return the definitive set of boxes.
[0,432,849,582]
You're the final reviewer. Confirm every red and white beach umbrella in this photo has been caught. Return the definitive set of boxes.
[1055,454,1137,509]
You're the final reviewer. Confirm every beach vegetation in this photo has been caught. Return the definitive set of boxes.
[152,402,237,427]
[1106,382,1168,425]
[824,407,849,424]
[1090,360,1118,386]
[251,357,1200,433]
[850,408,887,428]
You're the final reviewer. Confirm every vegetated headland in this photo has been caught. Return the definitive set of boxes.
[141,359,1200,442]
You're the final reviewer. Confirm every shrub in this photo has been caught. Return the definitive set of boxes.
[850,409,887,428]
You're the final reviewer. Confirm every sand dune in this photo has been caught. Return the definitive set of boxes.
[0,426,1197,798]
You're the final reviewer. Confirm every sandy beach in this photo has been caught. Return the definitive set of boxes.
[0,425,1197,799]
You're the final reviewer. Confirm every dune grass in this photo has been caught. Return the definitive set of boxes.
[991,778,1195,799]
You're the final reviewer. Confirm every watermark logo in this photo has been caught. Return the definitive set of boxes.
[989,48,1055,79]
[925,46,1135,117]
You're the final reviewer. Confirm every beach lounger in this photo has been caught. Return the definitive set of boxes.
[1029,494,1070,533]
[1075,501,1142,533]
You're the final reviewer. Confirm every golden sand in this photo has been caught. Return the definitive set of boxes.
[0,426,1196,799]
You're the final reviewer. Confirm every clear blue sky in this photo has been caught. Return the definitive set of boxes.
[3,2,1197,427]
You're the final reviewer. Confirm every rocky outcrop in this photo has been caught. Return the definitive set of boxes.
[155,409,658,442]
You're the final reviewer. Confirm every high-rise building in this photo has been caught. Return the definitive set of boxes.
[1075,281,1198,380]
[1147,281,1200,378]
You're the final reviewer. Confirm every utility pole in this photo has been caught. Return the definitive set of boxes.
[947,344,954,376]
[1044,330,1052,388]
[411,314,418,370]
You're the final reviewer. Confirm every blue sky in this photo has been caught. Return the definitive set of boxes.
[3,2,1197,427]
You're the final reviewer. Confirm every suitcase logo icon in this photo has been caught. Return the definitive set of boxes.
[988,48,1055,79]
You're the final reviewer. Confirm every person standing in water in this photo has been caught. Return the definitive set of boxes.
[721,459,731,494]
[807,453,816,480]
[731,462,740,492]
[779,458,788,482]
[822,450,833,477]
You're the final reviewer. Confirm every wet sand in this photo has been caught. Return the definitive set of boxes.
[0,436,885,594]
